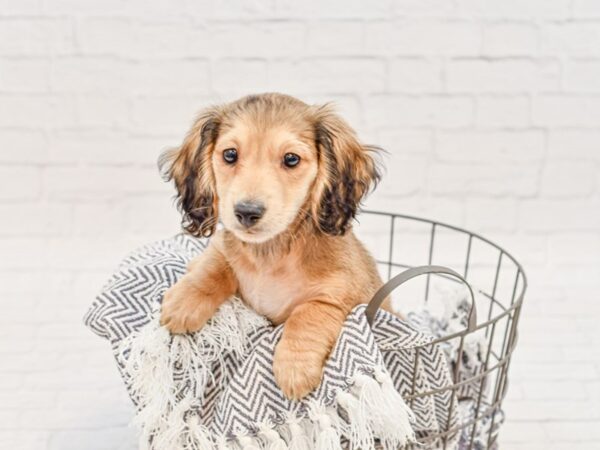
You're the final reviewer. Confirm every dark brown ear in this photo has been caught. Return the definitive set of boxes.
[158,108,221,237]
[311,105,381,235]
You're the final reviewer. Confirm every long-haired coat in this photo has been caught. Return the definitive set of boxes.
[159,93,389,400]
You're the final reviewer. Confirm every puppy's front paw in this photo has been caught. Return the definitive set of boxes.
[273,339,324,400]
[160,281,215,334]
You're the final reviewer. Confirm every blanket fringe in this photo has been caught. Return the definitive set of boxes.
[186,415,214,450]
[120,300,415,450]
[284,415,312,450]
[118,298,267,450]
[337,367,415,450]
[259,422,288,450]
[308,404,343,450]
[236,434,262,450]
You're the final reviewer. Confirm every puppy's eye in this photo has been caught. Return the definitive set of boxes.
[223,148,238,164]
[283,153,301,168]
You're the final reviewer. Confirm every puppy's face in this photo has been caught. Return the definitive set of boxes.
[213,121,318,243]
[161,93,380,243]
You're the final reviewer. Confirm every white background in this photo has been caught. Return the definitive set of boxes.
[1,1,599,449]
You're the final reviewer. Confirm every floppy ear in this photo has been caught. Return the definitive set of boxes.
[311,105,381,235]
[158,108,221,237]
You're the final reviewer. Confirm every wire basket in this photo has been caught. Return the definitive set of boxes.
[356,211,527,450]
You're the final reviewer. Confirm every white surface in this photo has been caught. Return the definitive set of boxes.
[0,1,599,449]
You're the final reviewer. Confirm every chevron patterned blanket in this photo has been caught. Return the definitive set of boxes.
[84,234,460,450]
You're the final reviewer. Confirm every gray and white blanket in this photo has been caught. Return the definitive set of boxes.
[84,234,501,449]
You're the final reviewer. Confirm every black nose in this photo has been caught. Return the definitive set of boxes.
[234,201,266,228]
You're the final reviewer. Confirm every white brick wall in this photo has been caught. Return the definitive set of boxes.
[1,1,598,449]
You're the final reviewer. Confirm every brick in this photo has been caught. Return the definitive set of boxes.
[269,58,385,95]
[191,0,276,19]
[132,59,211,95]
[124,196,181,234]
[44,0,138,15]
[501,421,548,443]
[47,130,166,165]
[542,23,600,57]
[365,95,474,128]
[476,95,531,128]
[374,155,428,196]
[131,95,211,135]
[364,195,465,226]
[435,130,544,163]
[476,95,530,128]
[43,166,169,200]
[519,199,600,231]
[465,198,518,231]
[0,94,77,128]
[365,20,481,56]
[275,0,393,19]
[504,399,600,421]
[533,95,600,127]
[212,59,269,95]
[540,162,597,197]
[446,59,559,93]
[0,166,41,200]
[389,58,443,93]
[0,270,73,295]
[0,203,71,236]
[118,20,190,59]
[306,21,363,56]
[301,95,362,127]
[483,23,538,56]
[0,0,43,15]
[76,17,134,57]
[74,95,130,128]
[0,238,49,269]
[376,129,433,155]
[548,130,600,161]
[428,162,539,196]
[0,431,50,450]
[564,60,600,93]
[488,232,548,265]
[457,0,571,20]
[548,233,600,265]
[543,421,600,441]
[0,58,50,92]
[510,362,599,382]
[0,18,74,56]
[48,427,136,450]
[50,57,133,94]
[573,0,600,17]
[393,0,457,16]
[71,201,127,237]
[210,21,305,57]
[40,236,156,270]
[0,129,47,163]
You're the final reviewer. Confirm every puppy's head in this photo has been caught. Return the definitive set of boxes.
[160,93,380,243]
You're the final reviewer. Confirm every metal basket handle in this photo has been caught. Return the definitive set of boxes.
[365,265,477,333]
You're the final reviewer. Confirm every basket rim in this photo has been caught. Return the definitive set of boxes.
[359,209,528,309]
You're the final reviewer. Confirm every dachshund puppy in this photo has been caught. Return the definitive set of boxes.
[159,93,389,400]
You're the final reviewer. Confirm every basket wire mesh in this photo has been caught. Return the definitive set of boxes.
[357,211,527,450]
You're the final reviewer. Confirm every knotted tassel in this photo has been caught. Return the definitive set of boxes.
[215,434,232,450]
[373,366,416,448]
[336,391,373,450]
[150,395,191,450]
[314,413,342,450]
[258,423,288,450]
[186,415,214,450]
[237,434,261,450]
[286,420,312,450]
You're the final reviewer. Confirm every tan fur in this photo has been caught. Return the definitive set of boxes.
[159,93,389,400]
